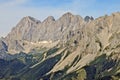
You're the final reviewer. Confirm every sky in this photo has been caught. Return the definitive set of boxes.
[0,0,120,37]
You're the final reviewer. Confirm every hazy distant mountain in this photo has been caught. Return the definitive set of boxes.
[0,12,120,80]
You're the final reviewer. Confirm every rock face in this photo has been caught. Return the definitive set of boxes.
[0,12,119,54]
[6,12,84,42]
[6,16,41,41]
[0,12,120,80]
[4,12,84,53]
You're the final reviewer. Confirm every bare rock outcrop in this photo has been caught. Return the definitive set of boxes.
[1,12,120,55]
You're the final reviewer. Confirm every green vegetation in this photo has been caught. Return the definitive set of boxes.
[0,47,120,80]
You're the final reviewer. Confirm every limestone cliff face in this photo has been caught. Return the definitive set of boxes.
[0,12,120,80]
[1,12,120,55]
[6,16,41,41]
[6,12,84,42]
[4,12,84,53]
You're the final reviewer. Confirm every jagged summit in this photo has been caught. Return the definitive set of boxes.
[62,12,73,16]
[0,12,120,80]
[1,12,120,54]
[84,16,94,22]
[23,16,40,22]
[59,12,74,20]
[43,16,55,22]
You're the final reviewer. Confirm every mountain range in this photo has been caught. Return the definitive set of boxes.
[0,12,120,80]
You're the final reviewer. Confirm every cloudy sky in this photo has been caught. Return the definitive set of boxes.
[0,0,120,37]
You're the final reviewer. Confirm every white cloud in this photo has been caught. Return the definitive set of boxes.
[0,0,28,7]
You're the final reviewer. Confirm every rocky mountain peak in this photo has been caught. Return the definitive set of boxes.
[2,12,120,55]
[0,12,120,80]
[17,16,41,27]
[5,16,41,42]
[63,12,73,16]
[43,16,55,23]
[23,16,41,23]
[59,12,74,20]
[84,16,94,22]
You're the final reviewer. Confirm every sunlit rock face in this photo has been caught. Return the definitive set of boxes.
[0,12,120,80]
